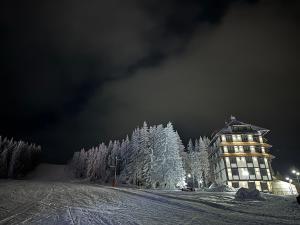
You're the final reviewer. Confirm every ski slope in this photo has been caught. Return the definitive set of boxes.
[0,164,299,225]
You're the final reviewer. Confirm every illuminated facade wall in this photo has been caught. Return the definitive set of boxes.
[209,118,274,192]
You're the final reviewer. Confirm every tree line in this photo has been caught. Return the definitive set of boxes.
[69,122,211,189]
[0,136,41,178]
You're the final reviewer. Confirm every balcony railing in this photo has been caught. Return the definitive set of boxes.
[220,141,272,148]
[221,152,275,159]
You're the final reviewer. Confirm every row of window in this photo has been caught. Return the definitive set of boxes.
[227,181,270,192]
[221,134,263,143]
[223,146,266,154]
[225,156,270,169]
[228,156,266,165]
[227,167,272,181]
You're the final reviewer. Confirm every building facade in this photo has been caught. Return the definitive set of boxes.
[209,116,274,192]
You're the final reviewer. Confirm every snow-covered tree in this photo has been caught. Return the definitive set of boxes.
[0,136,41,178]
[199,137,210,187]
[187,139,194,153]
[69,121,187,189]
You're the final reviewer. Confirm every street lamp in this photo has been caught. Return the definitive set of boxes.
[187,173,195,189]
[291,169,300,184]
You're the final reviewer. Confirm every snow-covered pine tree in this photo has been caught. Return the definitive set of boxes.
[8,141,25,178]
[0,137,15,178]
[194,139,200,152]
[187,139,194,153]
[140,122,152,187]
[119,136,130,182]
[124,128,140,185]
[149,124,164,188]
[71,151,81,177]
[78,149,87,178]
[189,148,202,188]
[199,136,210,187]
[161,122,185,189]
[98,143,108,181]
[176,131,189,183]
[86,147,96,180]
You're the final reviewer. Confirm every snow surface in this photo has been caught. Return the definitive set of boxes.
[0,164,299,225]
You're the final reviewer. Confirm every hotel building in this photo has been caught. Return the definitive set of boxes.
[209,116,274,192]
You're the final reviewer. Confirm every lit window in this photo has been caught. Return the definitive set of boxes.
[234,146,238,153]
[239,146,243,152]
[223,146,228,153]
[250,146,255,153]
[261,147,265,153]
[255,168,261,179]
[232,135,237,142]
[221,135,226,142]
[237,135,242,141]
[247,135,253,142]
[259,136,263,143]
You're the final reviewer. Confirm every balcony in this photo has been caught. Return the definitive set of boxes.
[220,152,275,159]
[219,141,272,148]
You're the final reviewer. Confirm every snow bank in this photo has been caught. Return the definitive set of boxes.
[207,183,236,192]
[235,187,266,201]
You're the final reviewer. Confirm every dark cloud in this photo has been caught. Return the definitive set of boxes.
[1,0,299,175]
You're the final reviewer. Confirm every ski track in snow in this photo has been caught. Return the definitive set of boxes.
[0,180,299,225]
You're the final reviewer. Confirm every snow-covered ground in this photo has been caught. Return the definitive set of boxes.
[0,164,299,225]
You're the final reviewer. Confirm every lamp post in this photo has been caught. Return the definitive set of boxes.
[187,173,195,189]
[110,156,120,187]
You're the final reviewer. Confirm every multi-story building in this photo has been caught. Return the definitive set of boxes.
[209,116,274,192]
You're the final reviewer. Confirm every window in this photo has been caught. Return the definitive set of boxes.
[247,134,253,142]
[258,157,265,164]
[250,146,255,153]
[228,146,234,153]
[261,147,265,153]
[244,146,250,153]
[229,157,237,164]
[232,135,237,142]
[248,168,255,175]
[221,135,226,142]
[223,146,228,153]
[237,135,242,141]
[245,157,253,164]
[261,169,267,176]
[234,146,238,153]
[232,168,239,176]
[238,146,243,152]
[232,182,239,188]
[255,168,261,179]
[260,182,269,192]
[248,182,256,190]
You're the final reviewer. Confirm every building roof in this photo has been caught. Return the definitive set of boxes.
[210,116,270,144]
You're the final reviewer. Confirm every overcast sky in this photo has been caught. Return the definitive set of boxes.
[1,0,299,175]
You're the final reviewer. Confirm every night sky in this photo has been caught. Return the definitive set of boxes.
[1,0,299,175]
